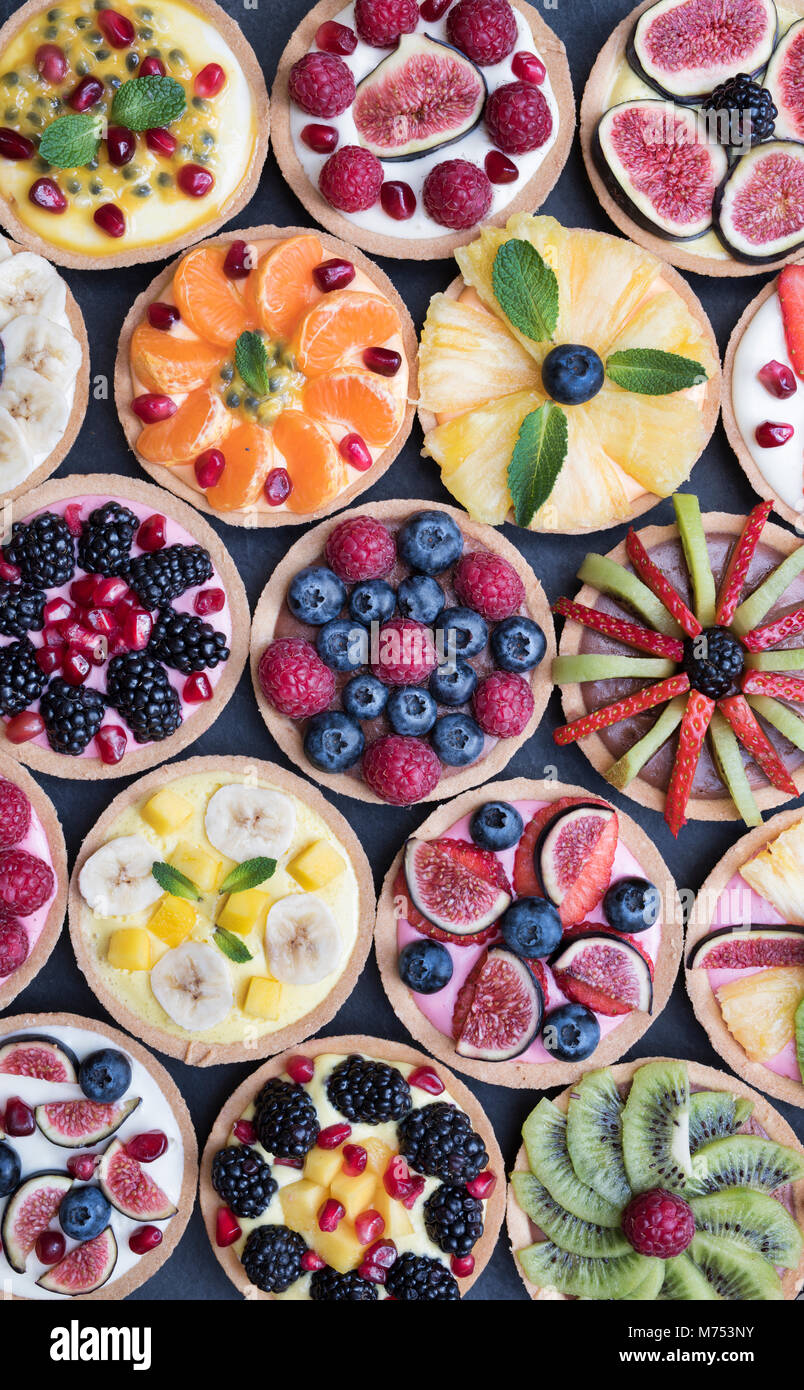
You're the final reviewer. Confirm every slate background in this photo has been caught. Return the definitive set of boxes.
[2,0,802,1302]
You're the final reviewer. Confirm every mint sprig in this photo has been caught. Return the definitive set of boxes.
[213,926,254,963]
[152,862,201,902]
[219,857,277,895]
[507,402,568,528]
[492,239,559,344]
[39,112,102,168]
[110,74,186,131]
[235,331,270,397]
[605,348,708,396]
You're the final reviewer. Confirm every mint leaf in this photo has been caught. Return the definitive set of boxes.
[110,74,186,131]
[507,402,568,528]
[39,112,102,168]
[492,239,559,343]
[152,862,201,902]
[235,331,270,397]
[213,927,253,964]
[605,348,708,396]
[219,857,276,895]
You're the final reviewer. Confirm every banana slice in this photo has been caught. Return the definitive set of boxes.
[79,835,164,918]
[264,894,343,986]
[0,365,69,456]
[0,238,11,264]
[0,252,66,331]
[0,405,33,491]
[205,784,296,861]
[1,314,81,389]
[150,940,233,1031]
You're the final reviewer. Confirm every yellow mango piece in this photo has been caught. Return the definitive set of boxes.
[287,840,344,891]
[243,976,282,1020]
[304,1146,343,1188]
[315,1223,363,1275]
[329,1169,377,1222]
[107,928,151,972]
[149,896,196,948]
[142,788,194,836]
[170,840,223,892]
[217,888,271,936]
[373,1185,413,1238]
[280,1178,325,1233]
[363,1137,394,1174]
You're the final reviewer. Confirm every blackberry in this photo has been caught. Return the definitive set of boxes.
[4,512,75,588]
[703,74,777,146]
[0,638,47,716]
[0,583,45,638]
[253,1078,319,1159]
[125,544,213,609]
[424,1182,484,1256]
[40,678,106,755]
[211,1145,277,1219]
[241,1225,305,1294]
[384,1252,459,1301]
[397,1103,487,1183]
[682,626,744,700]
[149,608,229,673]
[77,502,138,576]
[309,1267,378,1301]
[326,1055,411,1124]
[105,652,181,743]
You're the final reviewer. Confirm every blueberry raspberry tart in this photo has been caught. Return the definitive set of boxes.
[200,1034,504,1299]
[0,750,66,1010]
[507,1056,804,1300]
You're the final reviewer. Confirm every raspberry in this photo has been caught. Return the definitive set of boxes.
[325,516,396,582]
[446,0,517,65]
[371,618,438,685]
[319,146,384,212]
[453,551,525,620]
[0,778,31,850]
[354,0,418,47]
[0,848,55,916]
[288,52,356,118]
[622,1188,695,1258]
[0,911,28,978]
[259,638,336,719]
[484,81,553,154]
[362,735,441,804]
[472,670,534,737]
[422,159,492,231]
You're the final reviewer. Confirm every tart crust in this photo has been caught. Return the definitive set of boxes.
[375,777,684,1089]
[506,1055,804,1301]
[67,755,376,1066]
[0,473,250,780]
[199,1031,505,1299]
[113,224,418,528]
[0,750,67,1011]
[249,498,556,804]
[270,0,575,261]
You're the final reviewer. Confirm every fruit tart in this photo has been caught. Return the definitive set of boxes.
[114,225,416,526]
[69,756,375,1065]
[199,1034,504,1299]
[251,500,554,805]
[0,0,269,268]
[0,750,66,1010]
[507,1056,804,1300]
[0,1010,196,1300]
[418,213,720,533]
[554,492,804,833]
[271,0,574,261]
[0,474,248,778]
[375,778,683,1089]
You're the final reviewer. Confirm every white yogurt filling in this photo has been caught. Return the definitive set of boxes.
[732,290,804,516]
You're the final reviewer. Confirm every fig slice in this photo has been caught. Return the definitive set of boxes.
[353,32,486,160]
[34,1095,141,1149]
[37,1227,118,1295]
[764,17,804,140]
[403,836,511,937]
[98,1137,177,1221]
[627,0,778,102]
[551,933,654,1016]
[454,946,543,1060]
[714,139,804,262]
[688,925,804,970]
[537,804,618,926]
[0,1035,78,1084]
[0,1172,73,1273]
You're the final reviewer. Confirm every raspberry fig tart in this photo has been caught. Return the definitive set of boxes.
[0,1010,196,1300]
[199,1034,504,1299]
[271,0,574,261]
[250,500,554,805]
[375,778,683,1089]
[417,213,720,533]
[0,473,248,779]
[507,1056,804,1300]
[0,750,67,1010]
[0,0,269,269]
[68,756,375,1066]
[114,224,416,527]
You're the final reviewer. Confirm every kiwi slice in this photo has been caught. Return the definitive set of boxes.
[577,554,682,638]
[660,1252,720,1300]
[745,648,804,671]
[708,711,762,828]
[622,1060,692,1194]
[688,1231,784,1300]
[673,494,716,626]
[796,997,804,1082]
[747,693,804,752]
[732,546,804,636]
[522,1099,621,1227]
[688,1090,754,1154]
[690,1187,803,1267]
[518,1241,658,1299]
[510,1172,631,1257]
[566,1069,631,1209]
[553,654,675,683]
[604,696,686,791]
[686,1134,804,1197]
[618,1258,666,1301]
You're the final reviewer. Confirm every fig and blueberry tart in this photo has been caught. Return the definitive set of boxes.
[0,750,66,1010]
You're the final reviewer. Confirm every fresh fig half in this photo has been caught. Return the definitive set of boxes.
[98,1137,177,1221]
[353,32,486,160]
[688,925,804,970]
[714,138,804,261]
[551,933,654,1016]
[454,947,543,1060]
[765,18,804,140]
[537,804,618,927]
[34,1096,141,1149]
[1,1171,73,1273]
[403,836,511,938]
[627,0,778,102]
[0,1035,78,1084]
[37,1226,118,1295]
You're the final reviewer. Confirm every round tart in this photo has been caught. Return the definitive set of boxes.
[271,0,574,261]
[199,1033,504,1299]
[417,212,720,534]
[68,756,375,1066]
[375,778,683,1089]
[0,750,66,1010]
[0,1010,196,1300]
[114,224,416,527]
[0,0,269,269]
[0,473,248,779]
[250,499,554,806]
[507,1055,804,1301]
[554,494,804,833]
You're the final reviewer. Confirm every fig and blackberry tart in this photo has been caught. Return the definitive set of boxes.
[0,749,66,1011]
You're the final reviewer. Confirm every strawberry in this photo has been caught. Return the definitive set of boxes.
[779,263,804,381]
[553,597,684,661]
[664,690,715,837]
[554,673,690,746]
[742,605,804,652]
[714,500,773,626]
[626,529,701,638]
[742,669,804,702]
[524,957,550,1008]
[717,693,798,795]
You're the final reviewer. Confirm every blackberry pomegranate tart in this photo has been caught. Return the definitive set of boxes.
[375,779,683,1089]
[0,750,67,1011]
[199,1034,505,1299]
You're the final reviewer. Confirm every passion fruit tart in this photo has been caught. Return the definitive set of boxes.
[0,750,67,1011]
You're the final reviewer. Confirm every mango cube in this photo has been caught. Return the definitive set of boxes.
[363,1137,395,1174]
[170,841,223,892]
[149,896,196,948]
[329,1169,377,1222]
[107,928,151,972]
[304,1146,343,1188]
[372,1185,413,1238]
[243,976,282,1020]
[315,1224,363,1275]
[217,889,271,937]
[142,788,194,837]
[280,1179,325,1233]
[287,840,344,891]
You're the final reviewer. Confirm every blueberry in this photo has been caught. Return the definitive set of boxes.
[349,579,396,627]
[316,619,368,672]
[436,607,488,659]
[398,939,453,994]
[0,1140,20,1197]
[541,1003,600,1062]
[287,565,346,625]
[430,712,484,766]
[397,510,463,575]
[604,877,660,935]
[59,1184,111,1242]
[500,898,562,958]
[491,615,546,672]
[342,673,388,720]
[429,658,478,706]
[470,800,524,851]
[387,686,438,736]
[303,711,364,771]
[541,344,604,406]
[397,573,445,624]
[78,1048,131,1102]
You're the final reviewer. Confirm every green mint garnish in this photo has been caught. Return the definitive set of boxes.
[235,331,270,398]
[492,239,559,344]
[605,348,708,396]
[152,862,201,902]
[507,402,568,528]
[110,74,186,131]
[213,926,253,964]
[219,857,277,895]
[39,112,102,168]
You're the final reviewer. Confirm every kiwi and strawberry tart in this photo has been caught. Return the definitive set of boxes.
[0,0,268,269]
[0,1011,196,1299]
[554,492,804,833]
[375,779,683,1089]
[417,213,720,534]
[251,501,553,806]
[200,1034,504,1299]
[271,0,574,261]
[114,225,416,527]
[0,751,67,1010]
[507,1056,804,1300]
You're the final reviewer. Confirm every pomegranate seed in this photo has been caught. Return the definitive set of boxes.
[286,1054,314,1084]
[107,633,129,657]
[67,1153,98,1181]
[64,503,83,535]
[132,393,177,423]
[60,621,105,657]
[342,1143,367,1176]
[43,627,67,652]
[512,50,546,84]
[94,203,126,238]
[485,149,518,183]
[318,1198,345,1232]
[129,1225,162,1255]
[98,8,134,47]
[45,596,73,625]
[274,1155,303,1169]
[758,359,797,398]
[264,468,291,505]
[409,1065,444,1095]
[466,1169,497,1200]
[317,1122,351,1149]
[0,128,35,160]
[61,647,91,685]
[84,608,117,637]
[313,258,355,292]
[222,239,254,279]
[148,301,181,330]
[5,1097,34,1136]
[195,587,225,617]
[139,56,165,77]
[146,126,177,157]
[301,123,338,154]
[106,126,136,167]
[35,43,67,84]
[380,180,416,220]
[35,646,62,675]
[215,1207,241,1248]
[29,177,66,212]
[0,558,21,581]
[96,725,127,765]
[316,19,358,53]
[36,1230,66,1265]
[178,164,214,197]
[5,712,44,743]
[137,514,167,551]
[71,574,98,606]
[67,75,103,111]
[194,62,226,98]
[114,593,139,622]
[363,346,401,376]
[94,575,129,607]
[301,1249,326,1272]
[383,1154,412,1200]
[401,1174,425,1209]
[121,607,153,651]
[125,1131,168,1163]
[233,1118,256,1144]
[195,447,226,488]
[339,433,372,470]
[755,420,794,447]
[419,0,452,17]
[363,1238,397,1271]
[355,1209,384,1245]
[183,672,212,702]
[451,1253,475,1277]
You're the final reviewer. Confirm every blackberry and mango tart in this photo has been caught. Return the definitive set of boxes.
[0,751,67,1010]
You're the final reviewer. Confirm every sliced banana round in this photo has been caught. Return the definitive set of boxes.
[264,894,343,986]
[0,405,33,491]
[0,364,69,456]
[0,252,66,331]
[150,940,233,1031]
[0,237,11,264]
[1,314,81,389]
[205,784,296,861]
[79,835,163,918]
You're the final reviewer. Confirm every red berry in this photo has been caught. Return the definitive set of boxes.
[125,1131,168,1162]
[264,467,292,505]
[96,725,127,765]
[466,1169,496,1200]
[371,617,438,685]
[318,1197,345,1231]
[194,63,226,98]
[758,359,797,398]
[132,393,177,423]
[147,301,180,331]
[451,1253,475,1277]
[355,0,419,47]
[301,1249,326,1272]
[67,1153,98,1181]
[342,1144,368,1175]
[485,149,518,183]
[316,20,358,54]
[485,81,553,154]
[317,1122,352,1149]
[215,1207,241,1248]
[423,159,492,230]
[195,447,226,488]
[36,1230,66,1265]
[98,9,135,47]
[4,1096,34,1136]
[183,672,212,702]
[756,420,794,447]
[339,434,372,471]
[61,647,91,686]
[178,164,214,197]
[106,125,136,166]
[288,52,355,118]
[447,0,517,64]
[454,550,525,619]
[420,0,452,18]
[35,43,67,84]
[0,917,28,979]
[139,56,165,77]
[472,669,534,737]
[355,1209,384,1245]
[137,514,167,551]
[363,346,401,376]
[285,1054,314,1084]
[319,146,383,212]
[233,1119,256,1144]
[222,239,254,279]
[64,503,84,535]
[29,177,66,212]
[325,515,395,581]
[5,712,44,744]
[195,587,225,617]
[380,179,416,219]
[301,123,339,154]
[408,1065,444,1095]
[67,75,103,111]
[622,1188,695,1258]
[512,50,546,84]
[258,638,336,718]
[129,1225,163,1255]
[362,734,442,804]
[146,126,177,157]
[0,779,31,850]
[313,257,356,292]
[0,128,35,159]
[94,203,126,238]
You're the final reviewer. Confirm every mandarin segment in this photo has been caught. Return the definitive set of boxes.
[173,247,254,346]
[205,422,275,510]
[131,322,224,395]
[136,386,232,464]
[249,234,325,338]
[272,410,347,513]
[294,291,401,376]
[304,368,404,446]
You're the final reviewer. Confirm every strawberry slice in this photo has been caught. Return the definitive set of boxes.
[742,606,804,652]
[554,673,690,746]
[742,669,804,702]
[664,690,715,837]
[714,500,773,626]
[626,529,701,638]
[552,598,684,661]
[394,838,510,948]
[512,796,605,896]
[779,263,804,380]
[717,693,798,795]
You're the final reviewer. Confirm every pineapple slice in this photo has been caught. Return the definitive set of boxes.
[540,407,633,532]
[585,383,707,498]
[717,967,804,1062]
[740,820,804,924]
[418,292,540,417]
[424,389,542,525]
[608,288,717,373]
